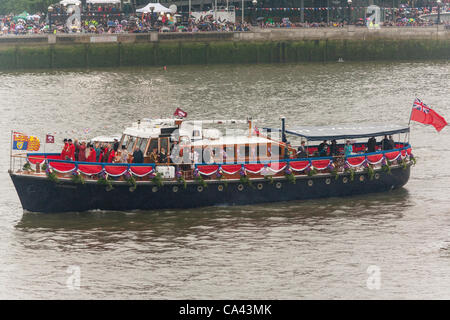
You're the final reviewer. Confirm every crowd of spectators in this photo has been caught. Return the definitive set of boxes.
[1,4,449,35]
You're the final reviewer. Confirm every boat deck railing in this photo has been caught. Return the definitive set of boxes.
[10,143,413,182]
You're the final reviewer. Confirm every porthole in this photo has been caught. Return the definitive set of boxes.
[257,183,263,190]
[218,185,224,192]
[374,173,380,180]
[173,186,178,193]
[275,182,282,189]
[152,186,158,192]
[325,178,331,185]
[197,186,204,192]
[308,180,313,187]
[237,184,244,191]
[343,177,348,184]
[359,175,365,182]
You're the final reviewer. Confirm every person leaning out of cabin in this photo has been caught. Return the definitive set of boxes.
[132,146,144,164]
[344,140,353,157]
[367,136,377,153]
[158,147,168,163]
[148,147,158,163]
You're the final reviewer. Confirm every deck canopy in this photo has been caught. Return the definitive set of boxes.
[263,124,410,142]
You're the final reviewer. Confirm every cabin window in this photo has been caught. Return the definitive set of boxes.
[192,130,201,138]
[258,144,267,159]
[126,136,137,153]
[146,138,158,156]
[159,137,169,155]
[224,146,235,163]
[237,145,246,161]
[203,146,214,164]
[136,138,148,153]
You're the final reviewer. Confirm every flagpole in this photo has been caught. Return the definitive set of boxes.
[408,99,416,127]
[9,130,13,172]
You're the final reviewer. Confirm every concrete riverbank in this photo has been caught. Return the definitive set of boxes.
[0,26,449,70]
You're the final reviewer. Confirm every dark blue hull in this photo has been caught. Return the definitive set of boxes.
[9,165,411,213]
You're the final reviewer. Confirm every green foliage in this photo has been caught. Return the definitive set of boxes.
[345,168,355,181]
[41,163,47,171]
[97,176,113,191]
[126,175,137,191]
[264,175,274,184]
[46,170,58,183]
[70,174,85,185]
[0,0,54,15]
[177,176,187,190]
[382,163,392,175]
[365,166,375,180]
[151,172,163,187]
[239,175,253,188]
[23,162,33,171]
[307,168,318,177]
[285,172,296,184]
[331,168,339,180]
[410,156,417,166]
[195,174,207,188]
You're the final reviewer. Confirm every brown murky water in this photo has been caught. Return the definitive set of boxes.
[0,62,449,299]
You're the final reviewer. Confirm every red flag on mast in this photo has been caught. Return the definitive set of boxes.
[410,98,447,132]
[174,108,187,118]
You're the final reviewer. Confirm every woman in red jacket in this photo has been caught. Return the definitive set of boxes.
[86,144,97,162]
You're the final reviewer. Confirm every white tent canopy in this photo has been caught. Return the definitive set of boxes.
[86,0,121,4]
[136,3,172,13]
[59,0,81,5]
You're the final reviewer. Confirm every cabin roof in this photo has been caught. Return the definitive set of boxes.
[190,135,274,147]
[263,124,410,141]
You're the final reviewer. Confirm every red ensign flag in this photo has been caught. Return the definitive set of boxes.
[410,98,447,132]
[174,108,187,118]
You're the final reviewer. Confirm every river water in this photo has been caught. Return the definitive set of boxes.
[0,62,449,299]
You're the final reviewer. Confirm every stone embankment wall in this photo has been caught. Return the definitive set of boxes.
[0,27,448,70]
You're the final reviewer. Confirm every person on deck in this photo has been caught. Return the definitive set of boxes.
[158,147,168,163]
[330,139,338,156]
[388,135,395,150]
[367,136,377,153]
[149,147,158,163]
[94,142,101,162]
[319,144,329,157]
[86,144,97,162]
[344,140,353,157]
[382,135,391,150]
[119,145,129,163]
[67,139,75,161]
[61,139,68,160]
[78,141,87,162]
[74,139,80,161]
[132,147,144,163]
[101,144,111,163]
[318,140,328,156]
[108,147,116,163]
[296,141,307,158]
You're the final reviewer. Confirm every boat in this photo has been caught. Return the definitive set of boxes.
[8,117,414,213]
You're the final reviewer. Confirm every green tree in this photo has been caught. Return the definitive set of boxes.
[0,0,55,15]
